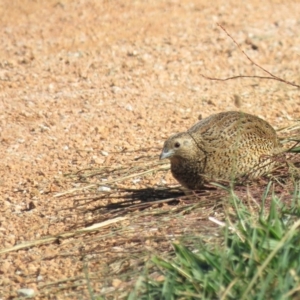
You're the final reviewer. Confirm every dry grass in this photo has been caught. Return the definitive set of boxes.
[0,0,300,298]
[1,123,299,298]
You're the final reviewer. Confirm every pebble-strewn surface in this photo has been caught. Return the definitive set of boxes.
[0,0,299,298]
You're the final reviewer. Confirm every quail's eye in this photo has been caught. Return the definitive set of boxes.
[174,142,180,148]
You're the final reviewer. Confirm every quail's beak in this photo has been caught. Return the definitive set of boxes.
[159,148,174,160]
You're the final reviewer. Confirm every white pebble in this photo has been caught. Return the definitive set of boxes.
[100,151,109,156]
[98,186,111,192]
[17,288,35,297]
[132,178,141,184]
[125,104,133,111]
[111,86,121,94]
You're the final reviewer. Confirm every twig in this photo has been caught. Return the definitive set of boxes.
[0,216,126,255]
[54,164,170,197]
[201,24,300,89]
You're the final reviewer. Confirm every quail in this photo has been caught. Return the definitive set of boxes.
[160,111,281,190]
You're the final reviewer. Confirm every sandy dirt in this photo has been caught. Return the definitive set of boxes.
[0,0,299,298]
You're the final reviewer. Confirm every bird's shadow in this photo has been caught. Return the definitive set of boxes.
[104,186,185,209]
[68,186,209,229]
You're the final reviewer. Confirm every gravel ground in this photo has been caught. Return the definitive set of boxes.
[0,0,299,298]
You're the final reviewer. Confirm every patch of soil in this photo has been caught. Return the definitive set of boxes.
[0,0,299,298]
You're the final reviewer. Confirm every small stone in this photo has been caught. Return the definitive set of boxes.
[100,151,109,156]
[112,278,123,288]
[98,186,111,192]
[91,156,104,164]
[17,288,35,297]
[111,86,121,94]
[233,94,242,108]
[127,50,138,56]
[125,104,133,111]
[37,275,44,281]
[132,178,141,184]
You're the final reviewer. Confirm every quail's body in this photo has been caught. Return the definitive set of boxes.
[160,111,281,190]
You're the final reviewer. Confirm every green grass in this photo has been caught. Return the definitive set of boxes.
[130,184,300,300]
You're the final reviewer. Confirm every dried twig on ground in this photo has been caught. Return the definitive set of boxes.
[201,24,300,89]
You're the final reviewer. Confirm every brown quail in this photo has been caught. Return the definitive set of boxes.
[160,111,281,190]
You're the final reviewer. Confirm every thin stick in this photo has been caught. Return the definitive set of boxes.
[0,217,126,255]
[54,164,170,197]
[201,24,300,89]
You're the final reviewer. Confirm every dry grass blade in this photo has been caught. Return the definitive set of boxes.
[10,146,298,298]
[0,216,126,255]
[277,121,300,148]
[29,152,227,297]
[54,159,170,197]
[277,121,300,134]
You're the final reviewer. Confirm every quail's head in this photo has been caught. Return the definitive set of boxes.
[160,132,197,162]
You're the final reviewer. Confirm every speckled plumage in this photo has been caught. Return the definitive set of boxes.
[160,111,281,190]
